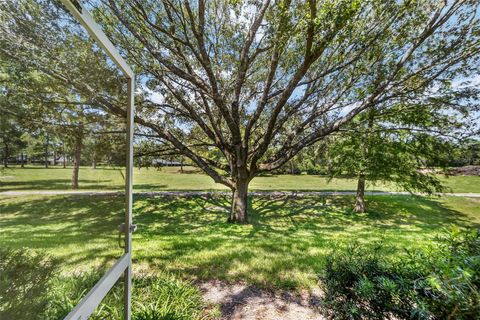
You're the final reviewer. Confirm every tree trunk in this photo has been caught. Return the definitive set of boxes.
[71,131,83,189]
[62,141,66,168]
[21,152,24,168]
[353,108,375,213]
[53,150,57,166]
[92,145,97,169]
[3,143,8,168]
[44,135,49,168]
[353,174,366,213]
[229,178,249,223]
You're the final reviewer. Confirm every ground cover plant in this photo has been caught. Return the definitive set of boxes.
[1,166,479,193]
[44,272,216,320]
[0,247,215,320]
[322,228,480,319]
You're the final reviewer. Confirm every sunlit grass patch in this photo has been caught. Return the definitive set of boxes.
[1,193,479,289]
[131,194,480,289]
[1,165,479,192]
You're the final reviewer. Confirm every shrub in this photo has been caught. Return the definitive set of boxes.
[0,247,57,319]
[322,243,426,320]
[301,163,326,175]
[321,228,480,320]
[416,227,480,319]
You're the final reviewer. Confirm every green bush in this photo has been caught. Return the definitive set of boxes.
[301,163,326,175]
[417,227,480,319]
[322,243,426,319]
[0,247,58,319]
[321,228,480,320]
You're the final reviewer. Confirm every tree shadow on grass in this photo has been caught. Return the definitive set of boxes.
[1,193,478,289]
[131,184,173,191]
[0,194,125,272]
[131,194,479,289]
[0,179,119,191]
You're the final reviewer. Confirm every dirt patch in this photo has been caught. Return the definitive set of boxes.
[199,280,324,320]
[447,166,480,176]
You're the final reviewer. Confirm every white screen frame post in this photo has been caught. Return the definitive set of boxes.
[59,1,135,319]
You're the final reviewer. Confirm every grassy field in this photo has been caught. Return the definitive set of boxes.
[1,193,479,289]
[1,165,479,193]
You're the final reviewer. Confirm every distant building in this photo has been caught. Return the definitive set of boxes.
[152,159,182,167]
[8,154,70,166]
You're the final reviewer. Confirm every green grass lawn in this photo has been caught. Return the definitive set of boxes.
[1,165,479,193]
[1,193,479,289]
[0,194,125,274]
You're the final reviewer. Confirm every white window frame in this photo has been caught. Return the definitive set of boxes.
[59,1,135,319]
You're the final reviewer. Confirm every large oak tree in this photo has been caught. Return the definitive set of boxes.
[2,0,480,222]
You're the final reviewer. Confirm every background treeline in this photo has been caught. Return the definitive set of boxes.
[0,124,126,169]
[277,139,480,176]
[0,58,127,189]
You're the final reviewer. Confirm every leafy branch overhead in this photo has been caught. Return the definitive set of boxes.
[100,0,479,177]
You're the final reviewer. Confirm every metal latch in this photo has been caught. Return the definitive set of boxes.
[118,223,137,248]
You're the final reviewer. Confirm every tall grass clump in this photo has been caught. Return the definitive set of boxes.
[1,247,212,319]
[43,272,213,320]
[42,271,121,319]
[133,275,211,320]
